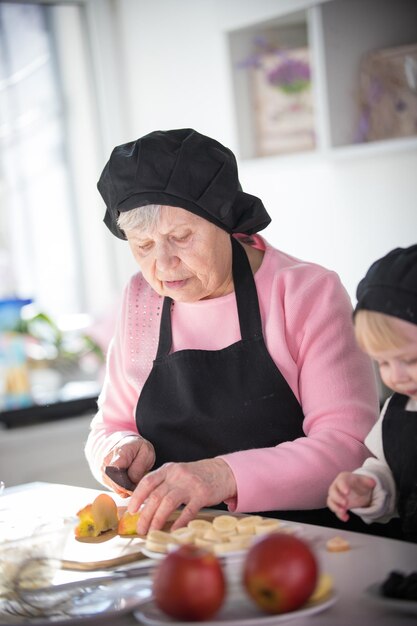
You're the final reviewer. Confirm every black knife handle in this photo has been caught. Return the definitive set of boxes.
[105,466,137,492]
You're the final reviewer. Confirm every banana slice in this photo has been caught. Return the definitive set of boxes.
[227,535,253,550]
[326,536,350,552]
[187,519,213,537]
[309,573,334,602]
[170,528,195,544]
[145,529,179,553]
[229,531,252,543]
[214,529,237,539]
[236,515,263,534]
[213,541,241,555]
[212,515,238,533]
[145,540,170,553]
[203,527,223,542]
[194,537,216,550]
[254,519,281,535]
[147,529,176,544]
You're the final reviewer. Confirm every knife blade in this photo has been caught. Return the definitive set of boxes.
[105,466,137,492]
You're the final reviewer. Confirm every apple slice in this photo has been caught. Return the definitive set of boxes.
[118,510,141,535]
[75,493,119,538]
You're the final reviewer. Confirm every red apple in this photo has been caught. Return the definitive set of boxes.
[153,544,226,621]
[243,533,318,614]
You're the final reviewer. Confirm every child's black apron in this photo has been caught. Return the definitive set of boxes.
[135,236,379,530]
[383,393,417,542]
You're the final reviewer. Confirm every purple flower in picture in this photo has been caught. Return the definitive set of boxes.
[267,57,311,94]
[236,36,282,70]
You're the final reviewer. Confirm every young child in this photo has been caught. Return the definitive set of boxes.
[327,244,417,542]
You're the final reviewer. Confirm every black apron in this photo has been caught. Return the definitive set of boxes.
[383,393,417,542]
[136,236,304,459]
[135,236,394,532]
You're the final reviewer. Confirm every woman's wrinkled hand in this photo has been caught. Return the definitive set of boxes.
[127,457,237,534]
[327,471,376,522]
[102,435,156,497]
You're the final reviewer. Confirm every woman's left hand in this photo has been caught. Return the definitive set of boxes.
[127,457,237,534]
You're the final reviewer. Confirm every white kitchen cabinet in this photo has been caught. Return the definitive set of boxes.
[229,0,417,160]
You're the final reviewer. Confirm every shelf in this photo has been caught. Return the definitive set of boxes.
[0,395,98,429]
[326,135,417,161]
[228,0,417,161]
[319,0,417,149]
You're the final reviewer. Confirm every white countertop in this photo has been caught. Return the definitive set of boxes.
[1,482,416,625]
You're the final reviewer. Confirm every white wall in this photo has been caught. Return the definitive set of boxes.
[106,0,417,304]
[239,149,417,301]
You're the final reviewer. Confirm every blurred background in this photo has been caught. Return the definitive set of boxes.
[0,0,416,485]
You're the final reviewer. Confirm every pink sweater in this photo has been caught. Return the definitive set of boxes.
[85,236,378,512]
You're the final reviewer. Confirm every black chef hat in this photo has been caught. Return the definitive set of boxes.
[354,244,417,325]
[97,128,271,239]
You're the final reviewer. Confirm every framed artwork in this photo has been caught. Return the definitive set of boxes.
[356,43,417,142]
[249,48,315,157]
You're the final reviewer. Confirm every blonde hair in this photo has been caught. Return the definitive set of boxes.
[117,204,162,233]
[354,310,409,353]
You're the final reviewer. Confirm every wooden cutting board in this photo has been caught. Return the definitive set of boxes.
[61,508,216,571]
[62,532,147,570]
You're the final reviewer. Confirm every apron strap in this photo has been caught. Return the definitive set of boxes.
[156,236,263,358]
[231,235,263,341]
[156,296,174,358]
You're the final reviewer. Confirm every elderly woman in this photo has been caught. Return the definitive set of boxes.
[85,128,378,535]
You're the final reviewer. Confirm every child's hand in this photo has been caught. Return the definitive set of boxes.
[327,472,376,521]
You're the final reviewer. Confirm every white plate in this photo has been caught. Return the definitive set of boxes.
[141,546,247,562]
[134,585,338,626]
[0,578,152,625]
[365,582,417,615]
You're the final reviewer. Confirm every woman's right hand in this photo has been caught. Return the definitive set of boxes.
[327,471,376,521]
[102,435,155,497]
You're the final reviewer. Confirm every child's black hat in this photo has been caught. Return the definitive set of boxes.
[354,244,417,325]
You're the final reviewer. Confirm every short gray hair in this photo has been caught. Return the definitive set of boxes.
[117,204,162,233]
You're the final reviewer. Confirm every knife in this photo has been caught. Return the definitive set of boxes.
[105,466,137,492]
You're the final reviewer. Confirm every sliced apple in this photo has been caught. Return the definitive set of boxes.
[74,503,96,537]
[75,493,119,538]
[118,510,141,535]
